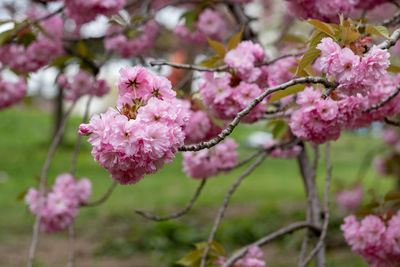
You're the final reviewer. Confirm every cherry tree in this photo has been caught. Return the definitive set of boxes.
[2,0,400,266]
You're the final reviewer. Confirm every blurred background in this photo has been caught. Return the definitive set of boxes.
[0,0,399,266]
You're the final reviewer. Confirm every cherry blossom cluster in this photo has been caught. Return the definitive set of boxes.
[317,38,390,96]
[289,76,400,144]
[287,0,389,22]
[64,0,125,25]
[263,139,301,159]
[216,246,266,267]
[0,75,26,110]
[174,9,228,43]
[341,212,400,267]
[199,72,267,123]
[0,12,64,73]
[184,107,222,144]
[335,184,363,211]
[182,139,238,179]
[57,70,110,101]
[225,41,266,83]
[105,20,159,58]
[24,173,91,233]
[79,66,190,184]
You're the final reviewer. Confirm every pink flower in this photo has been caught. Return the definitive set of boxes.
[183,139,238,179]
[105,21,159,58]
[199,73,267,123]
[174,9,227,43]
[81,67,189,184]
[58,70,110,101]
[24,173,92,233]
[0,76,27,110]
[64,0,125,24]
[224,41,266,82]
[335,184,363,211]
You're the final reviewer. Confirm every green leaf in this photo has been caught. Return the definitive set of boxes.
[387,64,400,72]
[198,55,223,68]
[281,34,307,44]
[76,41,88,57]
[126,28,138,39]
[180,10,198,32]
[354,209,375,216]
[19,32,36,47]
[207,38,226,58]
[268,84,306,103]
[364,201,380,210]
[227,27,244,50]
[365,25,389,39]
[384,190,400,201]
[266,120,288,139]
[209,241,224,256]
[338,21,360,45]
[295,31,327,76]
[307,19,335,38]
[51,55,74,68]
[176,249,202,266]
[16,188,28,201]
[0,29,14,46]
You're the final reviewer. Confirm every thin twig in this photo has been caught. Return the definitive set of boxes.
[150,52,303,73]
[299,143,332,267]
[364,84,400,113]
[378,28,400,49]
[149,61,229,72]
[69,97,93,175]
[222,221,321,267]
[82,182,118,207]
[385,117,400,126]
[135,179,206,221]
[67,224,75,267]
[200,152,269,267]
[27,101,77,267]
[383,11,400,28]
[7,7,63,43]
[180,77,338,152]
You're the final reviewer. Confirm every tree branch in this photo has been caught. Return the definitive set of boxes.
[299,143,332,267]
[135,179,206,221]
[180,77,337,152]
[69,96,93,175]
[82,181,118,207]
[200,152,269,267]
[222,221,321,267]
[377,28,400,49]
[27,101,77,267]
[364,84,400,113]
[385,117,400,126]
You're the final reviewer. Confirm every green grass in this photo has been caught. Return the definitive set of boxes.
[0,105,395,266]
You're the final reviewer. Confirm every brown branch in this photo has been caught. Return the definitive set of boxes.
[364,84,400,113]
[299,143,332,267]
[180,77,338,152]
[200,152,269,267]
[7,7,63,43]
[385,117,400,126]
[69,96,93,175]
[82,181,118,207]
[150,52,303,73]
[149,61,229,72]
[383,11,400,28]
[222,222,321,267]
[67,224,75,267]
[378,28,400,49]
[135,179,206,221]
[28,101,77,267]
